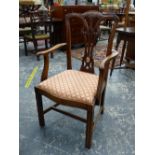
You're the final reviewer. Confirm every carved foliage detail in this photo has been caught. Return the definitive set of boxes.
[80,14,102,73]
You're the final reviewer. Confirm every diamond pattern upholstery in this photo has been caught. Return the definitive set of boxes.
[37,70,99,105]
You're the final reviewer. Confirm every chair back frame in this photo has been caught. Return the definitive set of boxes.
[65,12,118,73]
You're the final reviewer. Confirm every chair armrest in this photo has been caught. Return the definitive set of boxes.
[38,43,67,82]
[99,50,119,70]
[36,43,67,56]
[96,51,119,102]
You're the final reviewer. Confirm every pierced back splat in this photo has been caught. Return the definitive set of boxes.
[65,12,118,74]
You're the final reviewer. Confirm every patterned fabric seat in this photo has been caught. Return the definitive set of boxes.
[37,70,99,106]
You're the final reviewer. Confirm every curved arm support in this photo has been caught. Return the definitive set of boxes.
[36,43,67,82]
[36,43,67,56]
[96,51,119,102]
[99,50,119,70]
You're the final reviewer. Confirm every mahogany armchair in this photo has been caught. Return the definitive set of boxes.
[34,11,119,148]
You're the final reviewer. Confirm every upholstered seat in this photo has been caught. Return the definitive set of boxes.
[25,33,50,40]
[37,70,98,106]
[19,27,32,42]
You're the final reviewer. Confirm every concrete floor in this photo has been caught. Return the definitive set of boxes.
[19,43,135,155]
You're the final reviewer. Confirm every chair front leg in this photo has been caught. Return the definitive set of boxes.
[85,107,94,148]
[34,88,45,127]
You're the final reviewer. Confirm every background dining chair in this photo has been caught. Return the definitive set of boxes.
[34,11,119,148]
[23,9,53,60]
[19,9,32,43]
[117,0,132,27]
